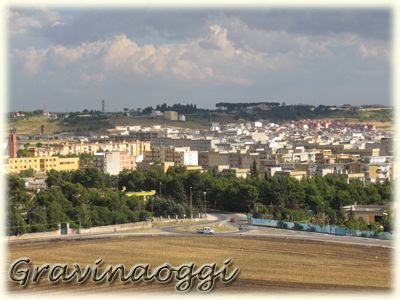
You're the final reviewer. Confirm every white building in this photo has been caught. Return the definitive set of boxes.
[181,150,198,166]
[94,151,136,175]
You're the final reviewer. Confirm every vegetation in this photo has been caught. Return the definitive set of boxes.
[16,149,32,157]
[216,102,280,110]
[8,169,151,235]
[154,103,201,114]
[8,103,392,137]
[8,167,392,235]
[19,168,35,178]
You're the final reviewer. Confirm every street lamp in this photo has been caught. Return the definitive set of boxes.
[151,196,154,216]
[203,191,207,219]
[189,187,193,219]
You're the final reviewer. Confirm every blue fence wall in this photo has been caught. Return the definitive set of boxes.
[250,217,392,240]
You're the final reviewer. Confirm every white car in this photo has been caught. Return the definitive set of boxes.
[197,226,214,234]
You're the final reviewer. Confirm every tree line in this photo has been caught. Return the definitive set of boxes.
[8,166,392,235]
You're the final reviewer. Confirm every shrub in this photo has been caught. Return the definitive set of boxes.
[294,223,304,231]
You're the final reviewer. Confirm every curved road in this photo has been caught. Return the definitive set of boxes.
[159,211,250,234]
[159,211,393,248]
[9,211,393,248]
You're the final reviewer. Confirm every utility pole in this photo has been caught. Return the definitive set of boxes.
[17,206,20,236]
[190,187,193,219]
[203,191,207,219]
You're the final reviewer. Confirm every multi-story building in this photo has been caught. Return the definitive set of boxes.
[143,147,198,166]
[151,137,215,152]
[127,131,159,141]
[275,170,307,181]
[93,151,136,175]
[221,168,250,178]
[29,141,150,157]
[7,157,79,174]
[137,161,175,174]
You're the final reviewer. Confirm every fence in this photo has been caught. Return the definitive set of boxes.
[8,221,152,241]
[250,217,392,240]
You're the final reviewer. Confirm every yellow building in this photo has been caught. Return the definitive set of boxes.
[125,190,156,202]
[275,170,307,181]
[163,111,178,121]
[30,140,151,157]
[222,168,250,178]
[7,157,79,174]
[137,161,175,174]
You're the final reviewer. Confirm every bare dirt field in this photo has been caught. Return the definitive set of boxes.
[7,235,392,294]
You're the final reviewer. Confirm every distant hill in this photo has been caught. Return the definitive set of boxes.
[8,103,392,135]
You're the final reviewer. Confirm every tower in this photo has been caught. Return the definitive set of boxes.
[8,133,17,158]
[101,100,105,113]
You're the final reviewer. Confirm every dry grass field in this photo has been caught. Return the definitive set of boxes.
[7,235,392,294]
[9,116,63,135]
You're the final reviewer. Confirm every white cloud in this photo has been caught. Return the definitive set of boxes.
[8,11,42,36]
[13,25,264,84]
[359,43,390,59]
[8,8,62,37]
[12,21,390,85]
[14,47,48,74]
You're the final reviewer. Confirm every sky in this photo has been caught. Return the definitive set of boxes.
[8,8,392,112]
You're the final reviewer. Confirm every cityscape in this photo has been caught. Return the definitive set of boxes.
[5,6,394,294]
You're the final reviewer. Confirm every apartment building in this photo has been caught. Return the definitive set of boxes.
[93,151,136,175]
[274,170,307,181]
[7,157,79,174]
[151,137,215,152]
[30,141,150,157]
[137,161,175,174]
[143,147,198,166]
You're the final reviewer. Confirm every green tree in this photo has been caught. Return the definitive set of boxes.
[250,159,258,178]
[17,149,32,157]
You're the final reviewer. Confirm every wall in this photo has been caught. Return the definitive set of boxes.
[8,229,61,241]
[79,221,152,234]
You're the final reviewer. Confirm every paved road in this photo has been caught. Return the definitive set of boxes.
[160,211,393,248]
[8,211,394,248]
[243,224,394,248]
[159,211,250,234]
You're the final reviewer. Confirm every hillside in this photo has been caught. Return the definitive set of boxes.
[8,108,392,136]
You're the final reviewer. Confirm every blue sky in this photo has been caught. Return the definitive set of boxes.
[8,8,391,112]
